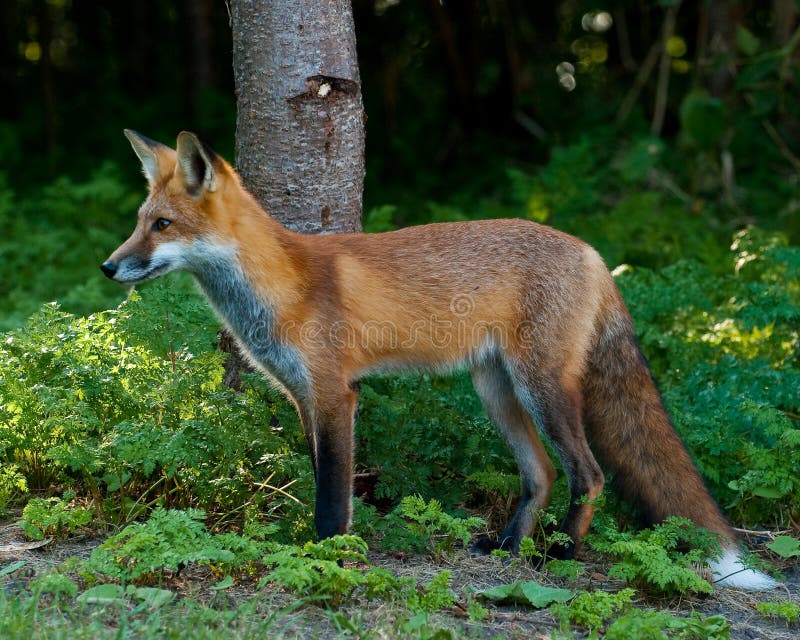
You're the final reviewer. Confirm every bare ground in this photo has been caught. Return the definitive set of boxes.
[2,522,799,639]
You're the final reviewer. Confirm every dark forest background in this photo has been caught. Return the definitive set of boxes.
[3,0,799,223]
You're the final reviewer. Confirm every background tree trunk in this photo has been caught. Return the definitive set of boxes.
[224,0,365,386]
[230,0,365,234]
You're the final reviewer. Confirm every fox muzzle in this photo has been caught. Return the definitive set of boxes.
[100,261,118,279]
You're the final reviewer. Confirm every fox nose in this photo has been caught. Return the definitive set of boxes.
[100,260,118,279]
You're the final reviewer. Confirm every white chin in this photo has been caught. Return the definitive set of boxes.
[114,264,174,285]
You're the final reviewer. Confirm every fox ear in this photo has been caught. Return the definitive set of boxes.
[176,131,217,194]
[124,129,171,185]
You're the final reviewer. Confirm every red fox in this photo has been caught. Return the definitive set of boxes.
[102,130,775,589]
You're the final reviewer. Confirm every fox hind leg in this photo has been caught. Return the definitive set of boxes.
[510,368,604,558]
[470,356,557,554]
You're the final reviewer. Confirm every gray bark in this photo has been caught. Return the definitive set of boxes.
[230,0,365,234]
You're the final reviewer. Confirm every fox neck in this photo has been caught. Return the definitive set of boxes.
[182,207,310,399]
[210,191,306,308]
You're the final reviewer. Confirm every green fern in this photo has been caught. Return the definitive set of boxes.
[85,508,248,582]
[588,517,721,596]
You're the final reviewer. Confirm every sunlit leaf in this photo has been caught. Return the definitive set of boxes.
[478,580,575,607]
[767,536,800,558]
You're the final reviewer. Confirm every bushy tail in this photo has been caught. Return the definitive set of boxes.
[582,297,776,590]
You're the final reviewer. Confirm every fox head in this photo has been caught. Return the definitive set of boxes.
[101,130,235,284]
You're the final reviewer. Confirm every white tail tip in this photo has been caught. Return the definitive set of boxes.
[709,548,778,590]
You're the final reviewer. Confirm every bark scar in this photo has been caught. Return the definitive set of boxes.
[320,205,332,228]
[287,75,359,110]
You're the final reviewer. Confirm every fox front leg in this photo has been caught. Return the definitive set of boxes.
[299,387,358,540]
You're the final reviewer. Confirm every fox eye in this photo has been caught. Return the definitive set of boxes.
[152,218,171,231]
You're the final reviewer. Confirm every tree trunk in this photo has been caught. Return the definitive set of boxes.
[224,0,365,386]
[230,0,365,234]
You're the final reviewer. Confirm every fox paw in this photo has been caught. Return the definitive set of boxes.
[469,536,504,557]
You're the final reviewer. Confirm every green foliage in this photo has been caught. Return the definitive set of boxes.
[0,289,311,531]
[73,583,176,610]
[616,229,800,528]
[394,612,459,640]
[0,584,296,640]
[466,598,490,622]
[357,374,513,507]
[413,570,458,613]
[680,92,725,151]
[0,463,27,514]
[551,588,635,633]
[28,572,79,598]
[75,583,126,605]
[604,611,730,640]
[546,559,586,581]
[588,517,721,596]
[19,492,93,540]
[260,534,459,614]
[0,561,26,578]
[507,136,606,226]
[757,600,800,625]
[550,576,730,640]
[85,508,254,583]
[363,204,399,233]
[518,535,540,562]
[382,496,485,559]
[126,585,177,609]
[260,535,368,605]
[0,164,139,330]
[509,511,573,566]
[464,470,519,497]
[766,536,800,559]
[363,566,457,613]
[478,580,575,608]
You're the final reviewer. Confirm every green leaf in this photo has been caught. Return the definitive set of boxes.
[211,575,235,590]
[767,536,800,558]
[736,25,760,56]
[0,560,26,577]
[77,584,125,605]
[615,137,664,183]
[752,485,785,499]
[126,586,176,608]
[478,580,574,608]
[679,92,724,150]
[521,582,575,607]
